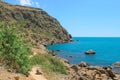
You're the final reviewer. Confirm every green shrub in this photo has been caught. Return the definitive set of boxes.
[0,22,32,74]
[31,54,67,74]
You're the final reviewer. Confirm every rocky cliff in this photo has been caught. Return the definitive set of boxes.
[0,1,71,46]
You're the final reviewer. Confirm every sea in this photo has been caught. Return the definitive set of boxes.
[46,37,120,67]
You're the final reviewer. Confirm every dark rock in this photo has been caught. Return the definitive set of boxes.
[87,66,102,70]
[70,39,73,42]
[56,50,60,52]
[7,69,12,72]
[25,72,30,77]
[103,66,108,70]
[63,59,70,64]
[79,75,91,80]
[79,62,90,67]
[49,51,56,56]
[51,41,54,45]
[36,69,42,75]
[69,55,73,58]
[107,66,112,70]
[43,44,47,47]
[106,69,116,79]
[48,50,57,56]
[69,34,72,39]
[71,65,79,72]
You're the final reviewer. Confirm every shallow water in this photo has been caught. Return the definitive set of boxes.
[47,37,120,66]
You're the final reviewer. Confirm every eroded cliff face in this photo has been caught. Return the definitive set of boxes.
[0,1,71,45]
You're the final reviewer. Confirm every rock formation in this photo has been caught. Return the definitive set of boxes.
[65,62,119,80]
[0,1,71,46]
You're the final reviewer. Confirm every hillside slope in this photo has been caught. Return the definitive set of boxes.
[0,1,71,46]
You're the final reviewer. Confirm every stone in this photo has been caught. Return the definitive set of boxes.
[36,69,42,75]
[113,62,120,67]
[106,69,116,79]
[79,62,90,67]
[14,76,20,80]
[85,49,96,54]
[71,65,79,72]
[7,69,12,72]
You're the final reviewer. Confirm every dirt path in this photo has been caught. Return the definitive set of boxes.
[29,66,47,80]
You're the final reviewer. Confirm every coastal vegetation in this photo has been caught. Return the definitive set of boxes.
[0,22,32,75]
[0,1,120,80]
[0,2,70,78]
[31,54,67,74]
[0,22,67,76]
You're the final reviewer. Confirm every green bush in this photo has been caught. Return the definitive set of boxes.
[0,22,67,75]
[31,54,67,74]
[0,22,31,74]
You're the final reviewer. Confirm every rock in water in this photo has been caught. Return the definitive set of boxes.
[85,49,96,54]
[113,62,120,67]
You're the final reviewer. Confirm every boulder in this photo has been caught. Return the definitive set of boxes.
[106,69,116,79]
[85,49,96,54]
[87,66,106,74]
[113,62,120,67]
[71,65,79,72]
[79,62,90,67]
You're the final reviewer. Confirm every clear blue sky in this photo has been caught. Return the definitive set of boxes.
[4,0,120,37]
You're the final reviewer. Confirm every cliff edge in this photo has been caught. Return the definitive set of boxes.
[0,1,71,45]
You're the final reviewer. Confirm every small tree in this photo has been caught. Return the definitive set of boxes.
[0,22,32,74]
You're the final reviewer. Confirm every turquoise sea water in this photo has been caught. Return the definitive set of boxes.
[46,37,120,66]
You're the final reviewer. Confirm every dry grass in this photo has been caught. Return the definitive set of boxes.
[0,1,42,11]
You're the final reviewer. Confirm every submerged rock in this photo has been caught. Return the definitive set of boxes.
[69,55,73,58]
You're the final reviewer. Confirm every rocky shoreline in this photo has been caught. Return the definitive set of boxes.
[0,1,120,80]
[48,50,120,80]
[47,43,120,80]
[1,44,120,80]
[60,59,120,80]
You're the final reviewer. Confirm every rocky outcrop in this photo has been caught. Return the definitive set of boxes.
[63,62,119,80]
[0,1,71,46]
[79,61,90,67]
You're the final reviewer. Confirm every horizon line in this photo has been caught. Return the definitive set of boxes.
[72,36,120,37]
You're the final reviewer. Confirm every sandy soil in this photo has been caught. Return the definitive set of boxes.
[0,65,47,80]
[29,66,47,80]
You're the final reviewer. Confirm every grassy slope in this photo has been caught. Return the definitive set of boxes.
[0,1,69,79]
[0,1,71,46]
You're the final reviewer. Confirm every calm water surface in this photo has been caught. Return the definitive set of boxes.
[47,37,120,66]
